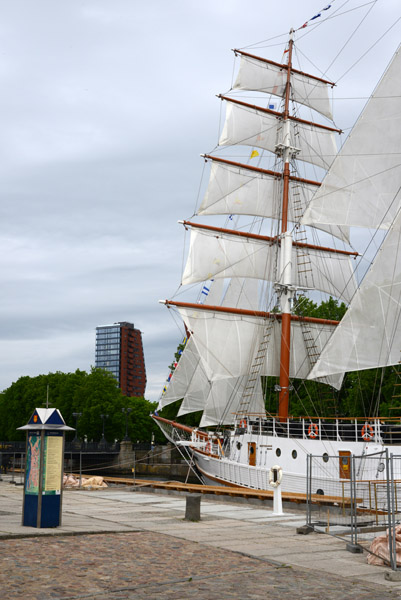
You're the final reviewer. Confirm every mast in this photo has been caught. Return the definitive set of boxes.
[161,29,349,424]
[278,29,295,421]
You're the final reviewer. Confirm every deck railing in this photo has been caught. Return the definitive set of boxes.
[234,416,401,445]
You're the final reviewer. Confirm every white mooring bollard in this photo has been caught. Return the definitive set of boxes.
[269,465,283,516]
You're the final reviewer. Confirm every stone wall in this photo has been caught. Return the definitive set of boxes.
[113,441,194,480]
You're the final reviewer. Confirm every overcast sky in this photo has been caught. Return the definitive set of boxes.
[0,0,400,403]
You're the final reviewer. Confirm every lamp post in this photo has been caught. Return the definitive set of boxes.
[72,412,82,442]
[100,414,109,443]
[122,408,132,441]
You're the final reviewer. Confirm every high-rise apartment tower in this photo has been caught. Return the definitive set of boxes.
[95,322,146,397]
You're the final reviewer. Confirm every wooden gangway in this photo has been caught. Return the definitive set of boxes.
[75,474,361,507]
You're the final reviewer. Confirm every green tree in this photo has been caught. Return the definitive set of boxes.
[294,295,347,320]
[0,369,160,442]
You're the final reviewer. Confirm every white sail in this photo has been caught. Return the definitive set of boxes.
[219,102,337,170]
[233,53,333,120]
[158,279,224,410]
[179,278,262,421]
[199,376,264,427]
[199,160,350,243]
[177,306,343,389]
[308,209,401,379]
[182,227,356,302]
[199,160,283,218]
[222,276,260,311]
[176,366,211,416]
[162,278,260,416]
[157,337,203,409]
[301,46,401,231]
[177,374,264,426]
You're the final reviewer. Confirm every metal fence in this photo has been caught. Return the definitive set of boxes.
[0,440,159,485]
[306,450,401,571]
[0,450,130,479]
[0,449,25,485]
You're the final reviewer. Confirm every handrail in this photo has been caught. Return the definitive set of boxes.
[233,414,401,422]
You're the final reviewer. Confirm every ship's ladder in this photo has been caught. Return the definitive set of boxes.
[292,177,315,290]
[298,320,322,375]
[291,178,321,369]
[388,360,401,418]
[292,195,339,414]
[236,317,275,418]
[297,316,339,415]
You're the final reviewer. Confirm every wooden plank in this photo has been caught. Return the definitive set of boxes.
[73,474,361,506]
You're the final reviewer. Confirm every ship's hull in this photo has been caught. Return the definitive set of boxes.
[191,436,401,515]
[153,414,401,506]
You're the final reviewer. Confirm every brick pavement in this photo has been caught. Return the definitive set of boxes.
[1,530,400,600]
[1,480,401,599]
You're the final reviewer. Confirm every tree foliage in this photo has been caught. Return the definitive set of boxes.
[294,295,347,321]
[0,369,164,442]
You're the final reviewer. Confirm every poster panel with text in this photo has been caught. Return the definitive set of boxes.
[42,434,63,495]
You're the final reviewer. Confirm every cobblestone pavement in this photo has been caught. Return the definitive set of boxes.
[1,481,401,599]
[1,530,401,600]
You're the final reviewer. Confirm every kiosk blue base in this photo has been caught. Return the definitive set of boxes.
[23,493,62,528]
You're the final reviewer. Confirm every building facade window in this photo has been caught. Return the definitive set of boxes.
[95,321,147,397]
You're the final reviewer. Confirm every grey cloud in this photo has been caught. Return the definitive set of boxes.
[0,1,400,401]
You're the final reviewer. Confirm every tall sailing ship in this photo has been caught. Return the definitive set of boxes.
[152,15,401,498]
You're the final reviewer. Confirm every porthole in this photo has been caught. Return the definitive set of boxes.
[378,462,385,472]
[276,448,281,457]
[292,450,297,459]
[323,453,329,463]
[236,442,242,450]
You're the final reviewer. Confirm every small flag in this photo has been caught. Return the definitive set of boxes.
[250,150,259,159]
[299,1,334,29]
[269,103,275,110]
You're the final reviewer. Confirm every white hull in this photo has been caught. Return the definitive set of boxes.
[189,429,401,509]
[155,414,401,501]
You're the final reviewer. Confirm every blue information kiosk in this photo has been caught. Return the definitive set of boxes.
[18,408,74,528]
